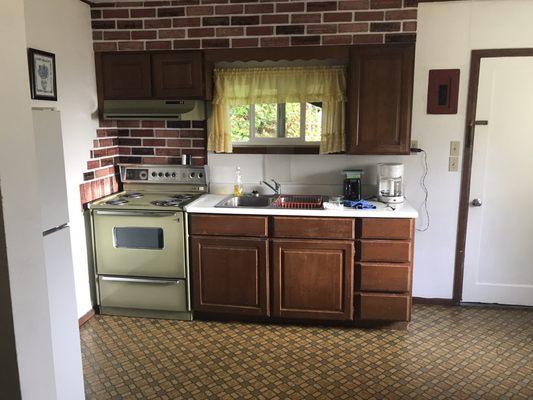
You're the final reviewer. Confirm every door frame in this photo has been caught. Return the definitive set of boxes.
[453,48,533,304]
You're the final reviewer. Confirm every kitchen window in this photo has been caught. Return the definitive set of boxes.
[230,102,322,145]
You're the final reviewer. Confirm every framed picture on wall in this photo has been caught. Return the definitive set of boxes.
[27,48,57,101]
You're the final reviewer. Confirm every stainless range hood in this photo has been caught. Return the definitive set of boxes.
[103,99,205,120]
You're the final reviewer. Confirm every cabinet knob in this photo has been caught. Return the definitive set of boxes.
[471,198,482,207]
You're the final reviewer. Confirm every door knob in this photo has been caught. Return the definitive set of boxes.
[471,198,482,207]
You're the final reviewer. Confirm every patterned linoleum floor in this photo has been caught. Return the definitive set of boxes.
[81,305,533,400]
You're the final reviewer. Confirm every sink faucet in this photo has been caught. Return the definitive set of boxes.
[262,179,281,195]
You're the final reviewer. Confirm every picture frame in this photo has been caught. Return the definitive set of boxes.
[27,48,57,101]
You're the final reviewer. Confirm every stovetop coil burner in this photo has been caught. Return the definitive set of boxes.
[106,199,129,206]
[171,194,194,200]
[120,192,144,199]
[151,200,181,207]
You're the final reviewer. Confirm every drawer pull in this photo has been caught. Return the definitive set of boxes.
[100,276,181,285]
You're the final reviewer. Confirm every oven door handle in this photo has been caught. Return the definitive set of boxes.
[100,276,182,285]
[94,210,178,218]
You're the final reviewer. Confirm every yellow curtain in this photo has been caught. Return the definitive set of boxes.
[208,66,346,154]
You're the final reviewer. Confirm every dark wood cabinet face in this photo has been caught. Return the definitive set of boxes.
[272,239,354,321]
[347,45,414,155]
[102,53,151,99]
[152,52,203,98]
[191,236,269,316]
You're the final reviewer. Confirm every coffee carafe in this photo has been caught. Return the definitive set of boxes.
[343,170,363,201]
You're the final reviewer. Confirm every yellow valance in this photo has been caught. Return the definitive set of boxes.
[208,66,346,154]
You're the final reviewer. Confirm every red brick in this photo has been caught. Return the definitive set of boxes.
[141,157,169,165]
[91,9,102,19]
[324,12,353,22]
[130,129,154,137]
[186,5,214,15]
[130,8,156,17]
[156,148,181,156]
[404,0,418,6]
[370,0,402,9]
[231,16,260,25]
[354,11,384,21]
[307,24,337,34]
[143,138,166,146]
[215,4,243,14]
[144,18,172,28]
[87,160,100,170]
[307,1,337,12]
[103,9,129,18]
[385,32,416,43]
[370,21,400,32]
[338,22,368,32]
[154,129,180,137]
[202,38,229,48]
[182,148,205,156]
[188,27,214,37]
[192,156,206,166]
[146,40,172,49]
[173,17,201,27]
[117,20,143,29]
[104,31,131,40]
[173,39,201,48]
[385,9,417,20]
[115,1,144,6]
[322,34,353,45]
[276,2,304,12]
[216,27,244,36]
[261,14,288,24]
[246,26,273,36]
[117,120,141,128]
[291,14,321,24]
[260,37,290,47]
[143,1,171,6]
[93,31,103,41]
[192,139,205,147]
[232,37,259,47]
[244,3,274,14]
[353,33,383,43]
[92,20,116,30]
[291,35,320,46]
[118,147,132,155]
[94,42,118,52]
[158,7,186,17]
[167,139,192,147]
[118,41,145,51]
[142,120,166,128]
[339,0,369,10]
[179,130,205,138]
[132,30,157,39]
[159,29,186,38]
[402,21,416,31]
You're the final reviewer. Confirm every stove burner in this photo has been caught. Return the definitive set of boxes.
[171,194,194,201]
[106,199,128,206]
[151,200,181,207]
[121,192,144,199]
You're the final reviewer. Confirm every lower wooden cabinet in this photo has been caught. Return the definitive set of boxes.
[271,239,354,321]
[355,292,411,321]
[191,236,269,316]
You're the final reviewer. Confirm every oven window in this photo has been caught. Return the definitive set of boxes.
[113,227,164,250]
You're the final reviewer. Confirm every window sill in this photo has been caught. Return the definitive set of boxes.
[232,146,320,154]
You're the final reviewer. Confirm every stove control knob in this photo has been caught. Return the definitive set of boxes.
[151,172,157,177]
[198,173,204,178]
[189,172,196,178]
[165,172,170,177]
[171,173,176,178]
[158,172,163,177]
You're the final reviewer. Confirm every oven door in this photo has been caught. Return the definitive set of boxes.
[93,210,185,278]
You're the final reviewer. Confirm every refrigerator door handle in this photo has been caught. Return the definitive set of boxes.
[100,276,182,285]
[42,223,69,237]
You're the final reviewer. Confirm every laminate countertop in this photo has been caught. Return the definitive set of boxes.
[185,194,419,219]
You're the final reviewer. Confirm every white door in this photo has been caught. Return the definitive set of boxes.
[463,57,533,306]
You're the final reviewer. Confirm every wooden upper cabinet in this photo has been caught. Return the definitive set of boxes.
[152,52,203,98]
[346,44,414,155]
[101,53,152,99]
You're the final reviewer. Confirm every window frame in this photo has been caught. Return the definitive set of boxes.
[231,102,321,146]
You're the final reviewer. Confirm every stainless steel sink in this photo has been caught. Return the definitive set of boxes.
[215,195,278,208]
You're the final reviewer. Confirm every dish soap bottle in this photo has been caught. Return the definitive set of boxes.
[233,166,244,196]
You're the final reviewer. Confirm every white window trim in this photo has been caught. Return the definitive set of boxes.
[232,103,321,147]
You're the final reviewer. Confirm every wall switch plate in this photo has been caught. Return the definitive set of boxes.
[449,156,459,172]
[450,141,461,157]
[411,140,418,149]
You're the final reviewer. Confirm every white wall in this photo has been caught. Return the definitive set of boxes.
[24,0,99,317]
[0,1,58,398]
[209,0,533,299]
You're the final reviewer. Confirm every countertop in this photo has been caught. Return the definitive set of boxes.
[184,194,418,219]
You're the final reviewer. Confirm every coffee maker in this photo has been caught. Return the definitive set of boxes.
[377,163,404,204]
[343,170,363,201]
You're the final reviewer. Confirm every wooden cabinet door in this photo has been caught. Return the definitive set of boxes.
[101,53,151,99]
[152,52,203,98]
[272,239,354,321]
[346,44,414,155]
[191,236,269,316]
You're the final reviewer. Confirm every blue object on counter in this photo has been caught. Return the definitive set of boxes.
[343,199,376,210]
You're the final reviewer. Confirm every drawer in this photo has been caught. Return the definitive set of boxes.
[355,263,411,293]
[357,240,412,263]
[357,218,413,240]
[356,292,411,321]
[99,276,187,312]
[190,214,268,237]
[273,217,355,240]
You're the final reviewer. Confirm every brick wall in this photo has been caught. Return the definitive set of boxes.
[81,0,418,205]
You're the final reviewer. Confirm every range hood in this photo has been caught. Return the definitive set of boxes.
[103,100,205,120]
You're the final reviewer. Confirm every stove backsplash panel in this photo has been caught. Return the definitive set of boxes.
[80,118,207,207]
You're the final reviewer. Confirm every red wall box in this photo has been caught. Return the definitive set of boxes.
[427,69,460,114]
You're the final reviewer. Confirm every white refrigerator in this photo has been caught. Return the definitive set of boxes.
[32,109,85,400]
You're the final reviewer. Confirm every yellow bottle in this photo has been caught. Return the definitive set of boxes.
[233,166,244,196]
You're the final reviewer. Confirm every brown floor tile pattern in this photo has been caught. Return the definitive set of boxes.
[81,305,533,399]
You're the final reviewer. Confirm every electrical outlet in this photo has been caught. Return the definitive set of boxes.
[450,141,461,157]
[449,156,459,172]
[411,140,418,149]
